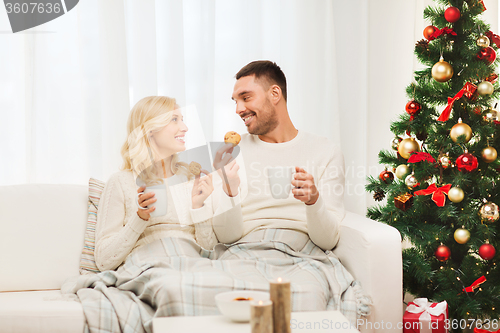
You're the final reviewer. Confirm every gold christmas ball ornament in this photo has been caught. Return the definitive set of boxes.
[448,187,464,203]
[390,137,402,151]
[477,34,491,48]
[479,201,500,223]
[431,57,453,83]
[395,164,410,179]
[450,118,472,143]
[398,138,420,159]
[438,152,452,169]
[478,81,494,95]
[482,146,498,163]
[483,108,499,122]
[454,228,471,244]
[405,173,419,189]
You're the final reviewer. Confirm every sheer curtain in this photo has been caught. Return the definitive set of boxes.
[0,0,498,215]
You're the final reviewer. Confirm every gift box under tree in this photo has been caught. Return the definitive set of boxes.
[404,298,449,333]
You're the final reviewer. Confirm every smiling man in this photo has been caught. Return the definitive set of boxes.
[213,60,345,251]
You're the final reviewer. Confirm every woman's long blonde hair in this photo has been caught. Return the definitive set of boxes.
[120,96,194,185]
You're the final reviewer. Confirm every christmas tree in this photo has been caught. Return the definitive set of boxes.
[366,0,500,331]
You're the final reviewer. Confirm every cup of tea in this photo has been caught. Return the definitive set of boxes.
[136,183,168,217]
[267,166,295,199]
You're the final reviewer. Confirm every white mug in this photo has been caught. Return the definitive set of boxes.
[136,184,168,218]
[267,166,295,199]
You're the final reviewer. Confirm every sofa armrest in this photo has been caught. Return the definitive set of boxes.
[0,184,88,292]
[333,211,403,333]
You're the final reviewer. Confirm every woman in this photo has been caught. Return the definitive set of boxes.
[94,96,217,271]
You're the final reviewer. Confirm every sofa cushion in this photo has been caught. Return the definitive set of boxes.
[0,184,88,292]
[79,178,105,274]
[0,290,85,333]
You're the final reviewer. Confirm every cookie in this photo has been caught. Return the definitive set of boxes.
[224,131,241,147]
[189,161,202,176]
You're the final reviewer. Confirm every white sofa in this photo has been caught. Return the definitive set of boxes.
[0,183,403,333]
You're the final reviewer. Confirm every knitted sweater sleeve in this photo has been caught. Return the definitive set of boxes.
[185,179,219,250]
[211,154,245,244]
[212,191,243,244]
[94,173,148,271]
[304,144,346,250]
[192,215,218,250]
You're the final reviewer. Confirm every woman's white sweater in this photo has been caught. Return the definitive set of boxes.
[95,170,218,271]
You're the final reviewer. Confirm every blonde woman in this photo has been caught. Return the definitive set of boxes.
[94,96,217,271]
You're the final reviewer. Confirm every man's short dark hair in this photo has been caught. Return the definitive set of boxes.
[236,60,287,101]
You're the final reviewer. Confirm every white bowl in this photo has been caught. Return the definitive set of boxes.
[215,290,270,322]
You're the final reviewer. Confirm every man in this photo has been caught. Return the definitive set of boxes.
[213,60,345,251]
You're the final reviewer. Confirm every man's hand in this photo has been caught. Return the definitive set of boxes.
[292,166,319,205]
[213,143,240,197]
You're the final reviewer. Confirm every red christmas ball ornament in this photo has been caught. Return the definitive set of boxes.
[435,245,451,261]
[423,26,437,40]
[379,170,394,184]
[456,153,478,172]
[479,243,496,260]
[444,7,461,23]
[405,100,421,117]
[477,47,497,65]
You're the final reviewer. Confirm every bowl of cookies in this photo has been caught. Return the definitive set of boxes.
[215,290,270,322]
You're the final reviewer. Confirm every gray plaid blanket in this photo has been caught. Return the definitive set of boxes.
[62,229,371,333]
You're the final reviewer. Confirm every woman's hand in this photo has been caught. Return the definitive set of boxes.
[192,170,213,209]
[213,143,240,197]
[137,186,156,221]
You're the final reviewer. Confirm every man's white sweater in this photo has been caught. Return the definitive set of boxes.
[213,130,345,250]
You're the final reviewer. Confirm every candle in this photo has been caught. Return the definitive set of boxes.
[250,300,273,333]
[270,277,291,333]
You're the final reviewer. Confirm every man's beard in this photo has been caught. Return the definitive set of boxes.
[248,98,279,136]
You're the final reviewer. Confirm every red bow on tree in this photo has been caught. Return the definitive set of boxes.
[463,276,487,293]
[428,27,457,41]
[486,31,500,48]
[437,82,477,121]
[478,0,487,12]
[414,183,451,207]
[408,152,436,163]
